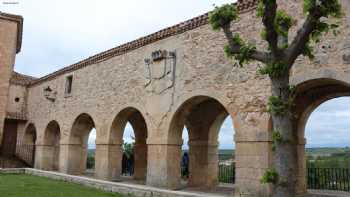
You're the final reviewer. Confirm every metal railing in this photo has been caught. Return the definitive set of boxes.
[15,143,35,167]
[218,164,235,184]
[307,168,350,191]
[180,164,236,183]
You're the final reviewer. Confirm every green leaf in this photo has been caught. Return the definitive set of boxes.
[209,4,238,31]
[256,0,265,17]
[258,61,288,78]
[261,168,279,184]
[267,95,290,116]
[275,10,295,38]
[272,130,283,144]
[304,0,342,18]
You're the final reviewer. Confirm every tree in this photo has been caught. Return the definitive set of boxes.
[208,1,342,196]
[123,142,134,159]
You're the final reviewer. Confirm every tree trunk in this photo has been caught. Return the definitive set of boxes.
[271,74,298,197]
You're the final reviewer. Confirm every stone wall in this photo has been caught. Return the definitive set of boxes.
[6,84,27,116]
[5,0,350,196]
[0,17,20,146]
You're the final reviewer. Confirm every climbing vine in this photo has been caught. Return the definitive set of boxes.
[261,168,279,184]
[267,96,290,116]
[271,130,283,151]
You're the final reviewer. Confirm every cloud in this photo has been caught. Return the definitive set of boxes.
[88,128,96,149]
[123,123,135,144]
[1,0,234,77]
[305,97,350,148]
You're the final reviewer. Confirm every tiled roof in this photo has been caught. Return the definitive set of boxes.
[10,72,37,86]
[26,0,257,86]
[0,12,23,53]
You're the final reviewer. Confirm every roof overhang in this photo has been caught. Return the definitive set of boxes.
[0,12,23,53]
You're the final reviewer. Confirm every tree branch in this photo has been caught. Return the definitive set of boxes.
[262,0,279,56]
[286,9,322,66]
[223,26,270,63]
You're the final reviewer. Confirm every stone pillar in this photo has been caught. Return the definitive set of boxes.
[296,138,307,195]
[95,144,123,180]
[35,145,51,170]
[146,140,182,189]
[81,144,88,173]
[133,142,147,180]
[59,144,83,175]
[35,144,60,171]
[188,140,219,188]
[0,16,20,147]
[234,140,272,197]
[34,144,44,169]
[59,144,69,173]
[53,144,60,171]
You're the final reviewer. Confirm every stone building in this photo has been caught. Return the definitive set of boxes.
[0,0,350,196]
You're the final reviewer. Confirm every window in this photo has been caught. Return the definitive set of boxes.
[65,75,73,95]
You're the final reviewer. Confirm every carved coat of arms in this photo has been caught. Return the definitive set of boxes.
[144,50,176,94]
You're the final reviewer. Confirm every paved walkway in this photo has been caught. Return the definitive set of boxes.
[309,190,350,197]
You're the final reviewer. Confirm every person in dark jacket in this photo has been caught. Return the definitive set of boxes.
[181,152,189,179]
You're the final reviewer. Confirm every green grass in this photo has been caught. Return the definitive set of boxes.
[0,174,125,197]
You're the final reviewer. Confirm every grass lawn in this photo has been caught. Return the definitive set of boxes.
[0,174,125,197]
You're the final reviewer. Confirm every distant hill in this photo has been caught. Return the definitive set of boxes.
[182,149,234,155]
[89,147,349,158]
[306,147,350,157]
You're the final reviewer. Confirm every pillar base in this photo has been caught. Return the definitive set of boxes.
[95,144,122,181]
[188,140,219,188]
[146,143,182,189]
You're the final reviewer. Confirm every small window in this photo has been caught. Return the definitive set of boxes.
[65,75,73,95]
[15,97,20,102]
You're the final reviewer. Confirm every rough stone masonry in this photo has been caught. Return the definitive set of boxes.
[1,0,350,196]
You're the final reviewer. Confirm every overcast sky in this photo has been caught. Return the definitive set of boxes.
[1,0,349,149]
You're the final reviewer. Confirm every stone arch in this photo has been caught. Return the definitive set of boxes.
[21,123,37,167]
[42,120,61,171]
[292,70,350,194]
[67,113,96,175]
[107,107,148,181]
[167,95,234,188]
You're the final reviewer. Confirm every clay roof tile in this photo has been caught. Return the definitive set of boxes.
[10,71,37,86]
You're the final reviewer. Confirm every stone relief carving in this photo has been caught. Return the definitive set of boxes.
[43,86,57,102]
[144,50,176,94]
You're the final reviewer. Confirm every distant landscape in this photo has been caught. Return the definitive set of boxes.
[88,147,350,168]
[306,147,350,169]
[306,147,350,157]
